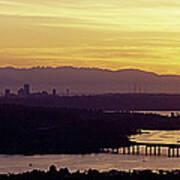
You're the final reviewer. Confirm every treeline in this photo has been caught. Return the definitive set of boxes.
[1,166,180,180]
[2,93,180,110]
[0,104,180,154]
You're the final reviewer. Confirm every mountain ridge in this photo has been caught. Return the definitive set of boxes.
[0,66,169,75]
[0,66,180,94]
[0,66,179,77]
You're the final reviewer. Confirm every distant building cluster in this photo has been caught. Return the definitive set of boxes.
[18,84,30,96]
[4,84,59,98]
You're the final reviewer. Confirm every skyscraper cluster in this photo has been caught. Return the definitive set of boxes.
[4,84,57,98]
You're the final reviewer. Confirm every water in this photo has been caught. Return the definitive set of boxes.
[130,130,180,145]
[0,154,180,174]
[1,129,180,174]
[105,110,180,116]
[134,111,180,117]
[1,112,180,174]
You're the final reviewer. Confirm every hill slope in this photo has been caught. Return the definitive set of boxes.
[0,67,180,94]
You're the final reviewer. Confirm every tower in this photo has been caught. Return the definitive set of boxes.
[52,88,57,96]
[5,89,10,97]
[24,84,30,96]
[66,88,70,96]
[18,88,24,96]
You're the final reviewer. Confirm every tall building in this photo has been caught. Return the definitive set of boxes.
[52,88,57,96]
[24,84,30,95]
[5,89,10,97]
[18,88,24,96]
[66,88,70,96]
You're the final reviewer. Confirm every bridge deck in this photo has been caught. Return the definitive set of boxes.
[131,141,180,148]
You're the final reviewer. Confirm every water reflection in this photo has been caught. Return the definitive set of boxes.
[0,154,180,174]
[1,130,180,174]
[130,130,180,145]
[134,111,180,117]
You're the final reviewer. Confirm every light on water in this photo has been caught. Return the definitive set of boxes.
[1,129,180,174]
[130,130,180,145]
[134,111,180,117]
[0,153,180,174]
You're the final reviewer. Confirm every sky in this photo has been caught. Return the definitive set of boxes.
[0,0,180,74]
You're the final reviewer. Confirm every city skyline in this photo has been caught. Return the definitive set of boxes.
[1,0,180,74]
[1,67,180,95]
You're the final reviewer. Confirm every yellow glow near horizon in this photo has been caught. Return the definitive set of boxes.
[1,0,180,74]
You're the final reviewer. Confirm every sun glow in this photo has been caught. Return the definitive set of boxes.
[1,0,180,74]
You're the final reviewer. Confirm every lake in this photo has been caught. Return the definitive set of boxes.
[1,153,180,174]
[105,110,180,116]
[130,130,180,145]
[0,130,180,174]
[134,111,180,117]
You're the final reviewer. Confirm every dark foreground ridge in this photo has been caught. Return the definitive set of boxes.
[1,166,180,180]
[0,104,180,155]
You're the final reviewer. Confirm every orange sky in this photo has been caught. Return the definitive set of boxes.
[1,0,180,74]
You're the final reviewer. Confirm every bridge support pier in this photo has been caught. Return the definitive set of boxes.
[149,146,152,156]
[145,146,148,156]
[126,146,130,154]
[172,148,175,157]
[168,148,171,157]
[132,146,135,155]
[177,148,179,157]
[137,145,140,155]
[154,146,157,156]
[158,146,161,156]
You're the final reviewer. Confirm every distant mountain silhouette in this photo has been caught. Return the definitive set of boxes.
[0,66,180,94]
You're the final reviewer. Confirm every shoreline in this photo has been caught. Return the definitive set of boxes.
[0,104,180,155]
[1,166,180,179]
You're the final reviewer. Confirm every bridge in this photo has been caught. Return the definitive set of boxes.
[102,142,180,158]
